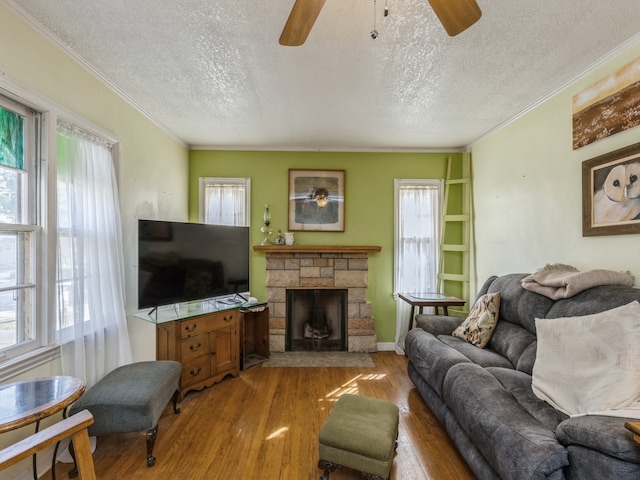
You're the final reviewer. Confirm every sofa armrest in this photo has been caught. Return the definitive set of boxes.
[414,315,463,336]
[556,416,640,464]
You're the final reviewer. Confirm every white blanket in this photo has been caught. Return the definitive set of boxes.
[521,263,634,299]
[532,301,640,418]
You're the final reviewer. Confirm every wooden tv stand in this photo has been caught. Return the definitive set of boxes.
[156,309,239,400]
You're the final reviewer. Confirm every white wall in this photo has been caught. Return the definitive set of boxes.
[471,38,640,285]
[0,4,188,477]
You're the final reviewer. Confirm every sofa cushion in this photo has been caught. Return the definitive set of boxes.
[487,367,567,432]
[452,292,501,348]
[563,446,640,480]
[546,284,640,319]
[486,320,537,369]
[414,315,462,336]
[532,301,640,417]
[556,415,640,463]
[486,274,555,334]
[438,335,513,369]
[405,328,471,396]
[515,341,537,375]
[442,363,568,480]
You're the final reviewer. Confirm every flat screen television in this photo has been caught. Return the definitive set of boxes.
[138,219,250,309]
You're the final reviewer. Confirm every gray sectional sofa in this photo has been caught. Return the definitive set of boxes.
[405,273,640,480]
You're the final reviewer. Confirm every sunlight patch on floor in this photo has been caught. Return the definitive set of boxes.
[266,426,289,440]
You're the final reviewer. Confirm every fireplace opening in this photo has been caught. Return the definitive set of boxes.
[286,289,347,352]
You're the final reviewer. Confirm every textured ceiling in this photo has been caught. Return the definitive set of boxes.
[6,0,640,150]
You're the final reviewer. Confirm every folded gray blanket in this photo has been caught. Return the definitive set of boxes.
[521,263,635,299]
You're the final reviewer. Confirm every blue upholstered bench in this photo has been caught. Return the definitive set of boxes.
[67,361,181,474]
[318,394,399,480]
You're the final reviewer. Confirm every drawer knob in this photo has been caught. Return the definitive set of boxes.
[224,315,232,322]
[189,367,202,376]
[185,324,197,333]
[189,342,202,351]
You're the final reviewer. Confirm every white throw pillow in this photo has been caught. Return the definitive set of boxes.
[532,301,640,417]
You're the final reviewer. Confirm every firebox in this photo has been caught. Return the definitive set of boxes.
[286,288,347,351]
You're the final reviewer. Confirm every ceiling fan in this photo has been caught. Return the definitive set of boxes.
[279,0,482,46]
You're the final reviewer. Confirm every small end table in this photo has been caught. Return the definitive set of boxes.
[0,376,85,480]
[398,293,466,330]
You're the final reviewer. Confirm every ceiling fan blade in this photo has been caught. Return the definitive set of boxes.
[427,0,482,36]
[279,0,327,46]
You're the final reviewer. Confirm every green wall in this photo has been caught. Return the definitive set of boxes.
[189,150,462,343]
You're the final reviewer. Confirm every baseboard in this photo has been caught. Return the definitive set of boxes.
[376,342,397,351]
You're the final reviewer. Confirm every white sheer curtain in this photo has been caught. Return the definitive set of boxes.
[394,181,442,354]
[203,180,249,226]
[56,120,132,388]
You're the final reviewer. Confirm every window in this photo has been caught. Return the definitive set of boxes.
[200,177,251,226]
[393,179,442,353]
[0,86,130,383]
[0,96,41,362]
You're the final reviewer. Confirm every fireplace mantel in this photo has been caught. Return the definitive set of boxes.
[253,245,381,254]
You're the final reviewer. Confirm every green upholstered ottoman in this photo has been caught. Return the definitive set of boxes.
[318,394,399,480]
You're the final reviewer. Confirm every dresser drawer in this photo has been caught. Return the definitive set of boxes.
[180,333,208,362]
[157,306,240,399]
[179,310,237,339]
[181,356,211,387]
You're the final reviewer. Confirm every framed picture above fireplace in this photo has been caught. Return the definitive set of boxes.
[288,169,345,232]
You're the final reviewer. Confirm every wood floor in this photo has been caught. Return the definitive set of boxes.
[45,352,475,480]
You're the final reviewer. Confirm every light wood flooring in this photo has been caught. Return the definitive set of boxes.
[45,352,475,480]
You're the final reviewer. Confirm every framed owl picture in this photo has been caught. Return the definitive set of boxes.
[582,141,640,236]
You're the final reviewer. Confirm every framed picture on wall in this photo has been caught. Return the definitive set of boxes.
[573,56,640,150]
[582,141,640,236]
[288,169,345,232]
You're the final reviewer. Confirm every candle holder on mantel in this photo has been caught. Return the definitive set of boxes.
[260,204,273,245]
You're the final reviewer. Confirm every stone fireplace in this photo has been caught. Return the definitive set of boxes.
[253,245,381,353]
[286,288,347,351]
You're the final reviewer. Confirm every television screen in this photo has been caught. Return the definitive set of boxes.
[138,220,250,309]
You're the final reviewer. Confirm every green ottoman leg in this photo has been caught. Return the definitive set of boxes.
[318,459,342,479]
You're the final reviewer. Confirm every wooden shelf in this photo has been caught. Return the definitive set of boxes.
[253,245,381,254]
[240,307,270,370]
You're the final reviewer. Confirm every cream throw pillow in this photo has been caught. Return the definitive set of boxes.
[452,292,500,348]
[532,301,640,417]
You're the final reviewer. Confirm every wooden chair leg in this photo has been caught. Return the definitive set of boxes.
[172,389,181,414]
[146,424,158,467]
[70,428,96,480]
